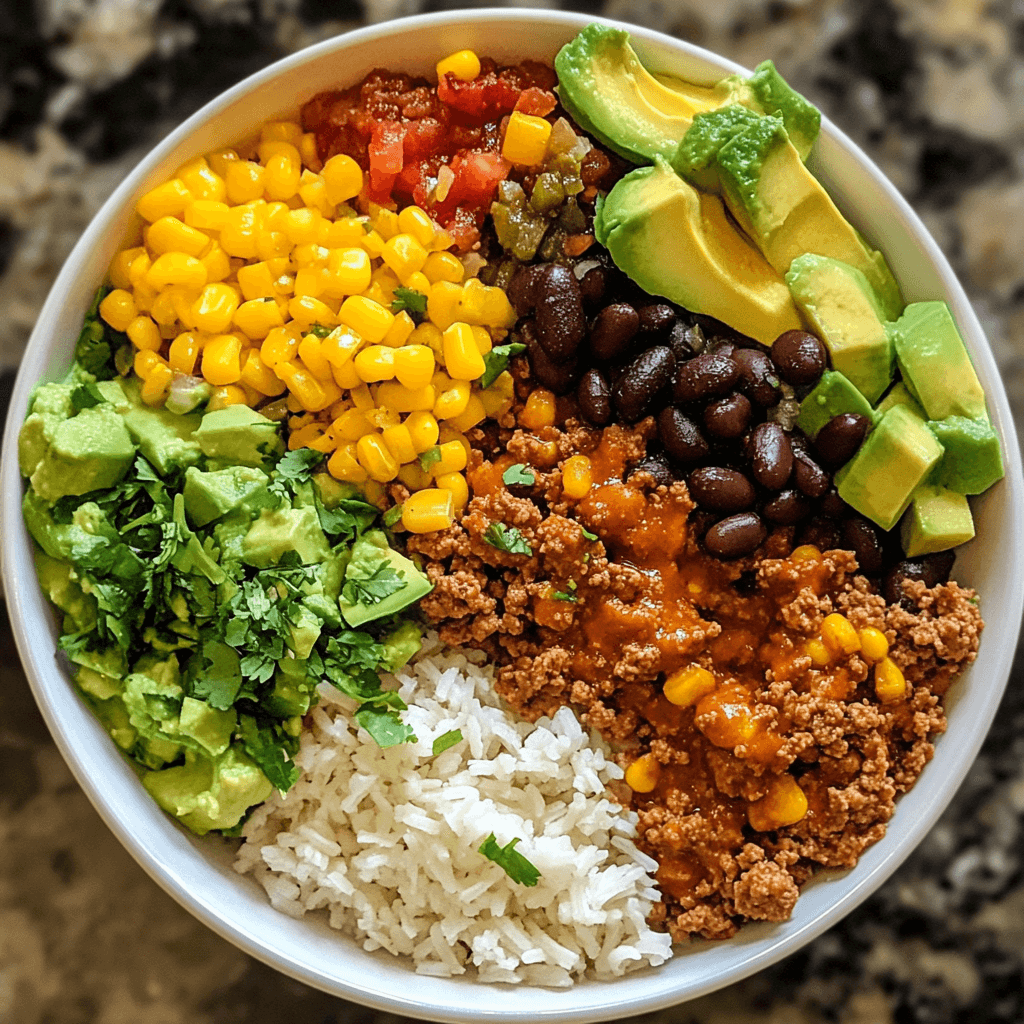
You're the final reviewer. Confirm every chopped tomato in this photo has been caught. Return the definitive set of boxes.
[515,87,557,117]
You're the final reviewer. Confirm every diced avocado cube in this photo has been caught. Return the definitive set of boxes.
[88,694,137,753]
[177,697,236,757]
[66,641,128,683]
[302,592,343,630]
[740,60,821,161]
[265,659,316,718]
[196,406,284,468]
[242,506,331,568]
[382,619,424,673]
[339,529,433,627]
[75,665,122,701]
[121,403,202,476]
[835,404,944,530]
[33,550,97,633]
[927,415,1004,494]
[875,381,926,420]
[786,254,894,403]
[796,370,877,439]
[900,484,975,557]
[183,465,273,528]
[286,603,322,661]
[671,105,765,190]
[891,302,987,421]
[94,378,131,411]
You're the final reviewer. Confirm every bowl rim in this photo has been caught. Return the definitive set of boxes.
[3,7,1022,1021]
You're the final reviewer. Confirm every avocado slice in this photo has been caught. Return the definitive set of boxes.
[796,371,877,440]
[927,415,1004,495]
[672,105,765,190]
[835,404,944,531]
[554,24,736,165]
[875,381,926,420]
[338,529,432,628]
[195,405,284,468]
[900,484,975,557]
[595,158,803,345]
[241,505,331,568]
[728,60,821,161]
[183,465,273,528]
[786,254,894,403]
[890,302,987,421]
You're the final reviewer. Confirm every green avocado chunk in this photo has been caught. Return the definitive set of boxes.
[835,404,944,531]
[195,405,284,468]
[900,484,975,557]
[796,370,877,439]
[33,550,97,633]
[786,254,894,403]
[241,505,331,568]
[734,59,821,160]
[116,376,203,476]
[672,105,765,190]
[875,381,926,420]
[890,302,987,421]
[183,465,273,528]
[927,415,1004,495]
[339,529,432,627]
[594,158,803,345]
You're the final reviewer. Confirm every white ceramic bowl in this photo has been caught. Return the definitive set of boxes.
[2,9,1021,1022]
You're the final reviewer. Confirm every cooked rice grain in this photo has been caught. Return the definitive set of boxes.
[234,638,672,985]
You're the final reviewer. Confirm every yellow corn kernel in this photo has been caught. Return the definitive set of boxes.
[427,280,462,331]
[791,544,823,563]
[263,153,301,202]
[393,205,432,246]
[191,283,239,334]
[438,425,471,456]
[184,199,230,232]
[396,464,433,492]
[369,265,400,304]
[401,272,431,297]
[338,295,394,343]
[820,613,861,657]
[436,49,480,82]
[110,246,145,290]
[294,266,328,299]
[148,289,179,328]
[260,120,303,145]
[235,298,285,340]
[126,314,162,353]
[433,380,471,420]
[297,335,334,382]
[365,405,400,431]
[288,295,337,330]
[137,178,192,222]
[147,216,209,258]
[624,752,660,794]
[167,331,202,375]
[321,326,363,368]
[375,382,437,414]
[219,205,261,260]
[255,229,291,263]
[874,657,907,703]
[401,488,454,533]
[134,349,166,381]
[201,242,231,284]
[177,157,226,203]
[239,348,286,396]
[405,410,439,453]
[356,433,399,482]
[520,388,557,430]
[320,154,363,204]
[502,110,553,166]
[442,322,486,381]
[260,325,300,368]
[352,345,396,383]
[323,218,364,250]
[382,423,417,464]
[562,455,592,500]
[282,207,319,246]
[286,393,304,413]
[298,132,321,172]
[127,250,152,288]
[146,252,208,292]
[423,251,464,285]
[98,289,136,332]
[804,638,832,668]
[361,229,385,259]
[141,362,174,406]
[432,439,468,475]
[323,247,372,299]
[381,232,429,282]
[327,442,368,483]
[664,665,717,707]
[307,429,340,454]
[298,170,332,215]
[391,345,434,390]
[332,408,374,443]
[347,384,373,412]
[292,242,330,269]
[237,262,277,302]
[748,775,808,832]
[275,360,332,412]
[207,385,248,411]
[206,147,239,178]
[435,470,469,512]
[457,277,516,329]
[859,627,890,663]
[201,333,242,386]
[480,370,515,418]
[470,325,493,356]
[288,422,326,451]
[131,282,158,315]
[447,393,486,433]
[257,139,301,166]
[380,310,414,349]
[225,160,265,204]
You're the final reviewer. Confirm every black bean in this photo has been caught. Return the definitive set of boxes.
[667,321,699,361]
[763,489,813,525]
[614,346,675,423]
[882,552,956,605]
[522,321,577,394]
[534,264,586,361]
[819,488,850,520]
[576,368,612,425]
[842,517,885,574]
[771,330,829,386]
[708,340,737,360]
[703,392,752,439]
[704,513,767,559]
[637,304,676,335]
[796,515,842,552]
[578,265,608,307]
[815,413,870,469]
[507,264,545,318]
[673,352,741,404]
[750,421,793,490]
[590,303,640,361]
[733,348,781,407]
[658,407,710,463]
[690,467,756,513]
[634,453,674,488]
[792,449,831,499]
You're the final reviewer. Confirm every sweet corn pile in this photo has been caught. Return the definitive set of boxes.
[99,111,518,535]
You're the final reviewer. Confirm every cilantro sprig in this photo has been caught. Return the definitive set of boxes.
[480,343,526,388]
[483,522,532,556]
[391,287,428,322]
[478,834,541,886]
[502,463,535,487]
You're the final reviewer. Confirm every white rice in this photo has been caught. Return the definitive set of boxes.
[234,636,673,986]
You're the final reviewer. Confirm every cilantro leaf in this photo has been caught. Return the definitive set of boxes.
[552,588,577,602]
[418,446,442,472]
[502,463,534,487]
[190,640,243,710]
[341,563,406,606]
[354,702,416,748]
[391,287,428,322]
[74,287,120,380]
[70,383,105,412]
[273,448,321,486]
[432,729,463,755]
[478,833,540,886]
[238,714,299,792]
[483,522,532,556]
[383,504,403,528]
[481,342,526,388]
[580,525,598,542]
[307,324,333,338]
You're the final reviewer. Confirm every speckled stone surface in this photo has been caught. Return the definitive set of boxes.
[2,2,1024,1022]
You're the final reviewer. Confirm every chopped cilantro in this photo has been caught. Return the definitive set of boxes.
[418,446,442,472]
[70,383,106,412]
[341,563,406,606]
[552,580,578,602]
[483,522,533,556]
[432,729,463,755]
[307,324,333,338]
[480,342,526,388]
[478,833,540,886]
[502,463,535,487]
[383,504,404,528]
[391,287,428,322]
[74,287,121,380]
[580,525,598,542]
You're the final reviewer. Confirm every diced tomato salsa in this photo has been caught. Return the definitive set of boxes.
[301,59,557,251]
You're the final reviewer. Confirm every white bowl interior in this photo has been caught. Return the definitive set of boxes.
[2,10,1022,1023]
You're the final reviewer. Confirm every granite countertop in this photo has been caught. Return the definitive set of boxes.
[2,1,1023,1021]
